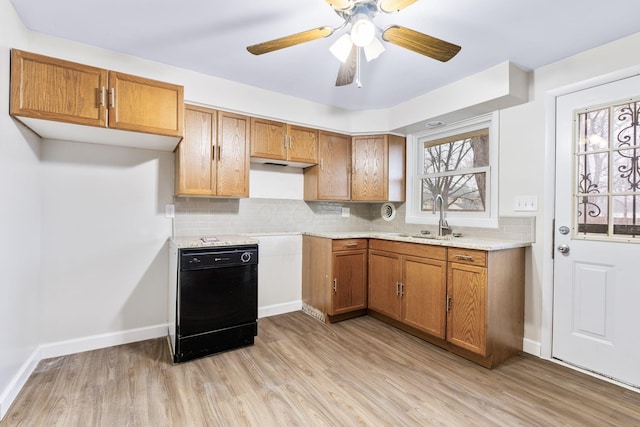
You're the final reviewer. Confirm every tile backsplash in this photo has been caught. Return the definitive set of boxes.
[173,197,535,242]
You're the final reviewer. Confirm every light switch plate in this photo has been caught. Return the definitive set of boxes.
[165,204,175,218]
[341,207,350,217]
[514,196,538,212]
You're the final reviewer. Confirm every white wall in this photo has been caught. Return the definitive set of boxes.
[253,234,303,318]
[39,140,174,343]
[498,31,640,354]
[0,1,42,419]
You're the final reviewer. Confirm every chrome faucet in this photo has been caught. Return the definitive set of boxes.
[433,194,451,237]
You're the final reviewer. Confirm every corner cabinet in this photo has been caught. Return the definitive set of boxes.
[10,49,184,150]
[302,236,367,323]
[351,134,405,202]
[304,131,352,201]
[250,118,318,167]
[368,240,447,338]
[368,240,525,369]
[175,104,249,197]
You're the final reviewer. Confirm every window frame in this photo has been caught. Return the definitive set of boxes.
[405,112,500,228]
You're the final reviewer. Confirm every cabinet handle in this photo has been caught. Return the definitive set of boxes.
[320,158,324,171]
[212,145,216,161]
[400,282,404,297]
[446,295,452,312]
[454,254,474,261]
[108,88,115,108]
[395,281,400,296]
[99,87,106,107]
[333,278,337,293]
[344,242,358,248]
[289,135,293,150]
[218,145,221,160]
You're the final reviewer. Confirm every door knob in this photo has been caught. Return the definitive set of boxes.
[557,244,570,254]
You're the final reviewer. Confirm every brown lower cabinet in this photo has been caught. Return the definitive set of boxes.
[368,240,447,338]
[302,236,368,323]
[303,236,525,368]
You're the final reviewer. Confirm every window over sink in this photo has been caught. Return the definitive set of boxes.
[406,113,499,228]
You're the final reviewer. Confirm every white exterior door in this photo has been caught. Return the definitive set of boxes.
[553,75,640,388]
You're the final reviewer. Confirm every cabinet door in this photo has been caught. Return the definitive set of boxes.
[250,117,287,160]
[317,131,351,200]
[331,250,368,315]
[108,71,183,137]
[447,262,487,355]
[368,250,402,321]
[217,111,250,197]
[352,135,388,201]
[287,125,318,164]
[10,49,107,127]
[402,256,447,338]
[175,105,216,196]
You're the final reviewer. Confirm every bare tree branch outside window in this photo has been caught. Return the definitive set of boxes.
[420,129,490,212]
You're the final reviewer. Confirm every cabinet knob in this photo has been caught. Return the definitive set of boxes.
[333,278,337,293]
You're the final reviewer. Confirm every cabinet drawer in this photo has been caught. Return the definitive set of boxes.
[448,248,487,267]
[332,238,368,251]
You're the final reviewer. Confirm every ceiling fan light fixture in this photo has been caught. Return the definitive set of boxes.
[329,33,354,63]
[350,15,376,47]
[364,37,385,61]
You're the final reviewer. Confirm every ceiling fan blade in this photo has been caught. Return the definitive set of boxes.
[326,0,354,10]
[379,0,418,13]
[336,45,357,86]
[247,26,334,55]
[382,25,461,62]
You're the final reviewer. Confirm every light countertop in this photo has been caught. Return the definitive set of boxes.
[171,234,259,249]
[171,232,531,251]
[303,231,531,251]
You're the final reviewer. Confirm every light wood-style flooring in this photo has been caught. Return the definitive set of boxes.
[2,312,639,426]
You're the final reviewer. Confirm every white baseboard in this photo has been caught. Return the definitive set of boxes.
[39,323,169,360]
[258,300,302,318]
[523,338,541,357]
[0,347,40,421]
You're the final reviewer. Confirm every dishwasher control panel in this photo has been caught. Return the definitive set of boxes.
[180,245,258,270]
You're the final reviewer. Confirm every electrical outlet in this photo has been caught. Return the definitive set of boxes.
[165,204,175,218]
[514,196,538,212]
[341,207,350,217]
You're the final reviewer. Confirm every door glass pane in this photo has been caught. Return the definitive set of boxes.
[576,195,608,235]
[613,102,640,149]
[577,108,609,153]
[613,195,640,237]
[577,152,608,194]
[574,98,640,240]
[612,148,640,192]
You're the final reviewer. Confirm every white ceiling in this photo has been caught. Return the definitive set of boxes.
[9,0,640,111]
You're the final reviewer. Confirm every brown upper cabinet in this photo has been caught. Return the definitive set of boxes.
[10,49,184,150]
[304,130,352,201]
[250,117,318,167]
[175,105,250,197]
[351,134,406,202]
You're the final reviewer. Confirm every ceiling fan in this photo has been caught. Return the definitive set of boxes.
[246,0,461,87]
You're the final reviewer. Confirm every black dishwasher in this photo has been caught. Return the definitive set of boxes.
[173,244,258,363]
